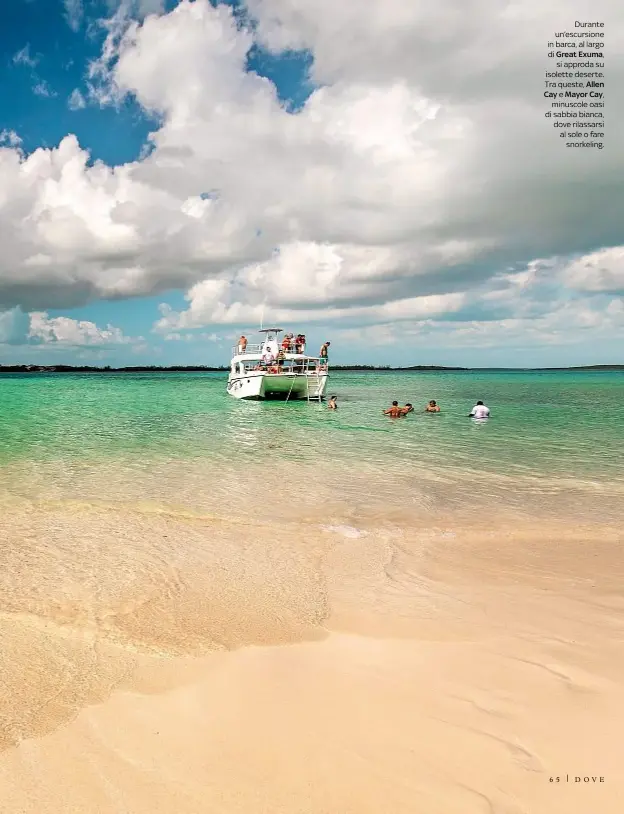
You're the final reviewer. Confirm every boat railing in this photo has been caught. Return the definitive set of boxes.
[232,343,312,356]
[238,360,328,375]
[232,343,263,356]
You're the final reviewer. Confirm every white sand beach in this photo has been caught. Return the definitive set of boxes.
[1,500,622,813]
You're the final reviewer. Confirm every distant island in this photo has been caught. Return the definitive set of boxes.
[1,364,622,374]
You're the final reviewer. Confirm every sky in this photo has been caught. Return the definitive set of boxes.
[0,0,623,367]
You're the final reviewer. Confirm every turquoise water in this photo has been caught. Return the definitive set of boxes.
[1,370,622,520]
[1,370,622,473]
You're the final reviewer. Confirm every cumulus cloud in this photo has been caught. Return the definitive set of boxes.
[336,296,624,354]
[153,241,470,332]
[0,0,623,353]
[560,247,624,294]
[28,312,135,345]
[0,308,135,348]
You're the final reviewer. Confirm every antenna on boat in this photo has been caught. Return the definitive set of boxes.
[260,303,265,331]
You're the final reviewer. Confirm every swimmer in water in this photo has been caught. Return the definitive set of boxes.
[384,401,403,418]
[468,400,490,418]
[328,395,337,410]
[400,403,413,415]
[425,400,440,413]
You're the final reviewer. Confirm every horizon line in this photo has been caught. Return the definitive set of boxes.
[1,363,622,373]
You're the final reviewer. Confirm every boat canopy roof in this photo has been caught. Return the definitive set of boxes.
[258,327,283,333]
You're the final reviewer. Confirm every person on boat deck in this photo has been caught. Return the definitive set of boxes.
[469,400,490,418]
[295,334,305,353]
[319,341,330,363]
[425,400,440,412]
[328,395,338,410]
[262,348,275,367]
[384,401,403,418]
[281,334,292,352]
[238,335,247,353]
[400,403,414,415]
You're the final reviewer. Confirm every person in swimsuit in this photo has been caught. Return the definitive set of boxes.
[328,395,338,410]
[425,400,440,412]
[384,401,403,418]
[400,403,414,415]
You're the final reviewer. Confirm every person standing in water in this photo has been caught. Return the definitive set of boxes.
[384,401,403,418]
[425,400,440,412]
[328,395,338,410]
[468,400,490,418]
[400,403,413,415]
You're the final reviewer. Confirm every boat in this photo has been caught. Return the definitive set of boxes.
[226,328,329,401]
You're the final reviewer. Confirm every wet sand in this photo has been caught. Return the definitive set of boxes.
[1,497,623,813]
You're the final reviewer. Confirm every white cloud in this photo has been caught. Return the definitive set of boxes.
[0,0,623,356]
[560,247,624,294]
[32,80,57,98]
[12,44,57,100]
[0,130,22,148]
[63,0,84,32]
[152,241,469,332]
[335,295,624,353]
[12,44,39,68]
[68,88,87,110]
[28,312,136,346]
[134,0,166,17]
[105,0,166,19]
[0,308,136,349]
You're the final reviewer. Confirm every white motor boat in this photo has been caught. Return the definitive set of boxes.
[226,328,329,401]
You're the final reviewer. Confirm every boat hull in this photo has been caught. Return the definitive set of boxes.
[227,372,328,400]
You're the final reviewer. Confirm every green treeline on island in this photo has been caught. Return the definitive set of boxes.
[0,364,622,374]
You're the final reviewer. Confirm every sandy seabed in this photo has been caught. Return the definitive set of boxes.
[0,496,623,813]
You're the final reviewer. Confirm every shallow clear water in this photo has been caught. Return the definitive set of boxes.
[0,370,622,522]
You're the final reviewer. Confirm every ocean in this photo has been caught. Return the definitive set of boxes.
[0,369,622,523]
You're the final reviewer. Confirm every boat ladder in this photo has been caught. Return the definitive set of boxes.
[306,371,323,402]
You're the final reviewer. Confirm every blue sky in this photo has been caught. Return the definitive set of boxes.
[3,1,152,163]
[1,0,312,161]
[0,0,622,367]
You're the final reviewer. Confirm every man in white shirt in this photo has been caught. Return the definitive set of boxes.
[469,401,490,418]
